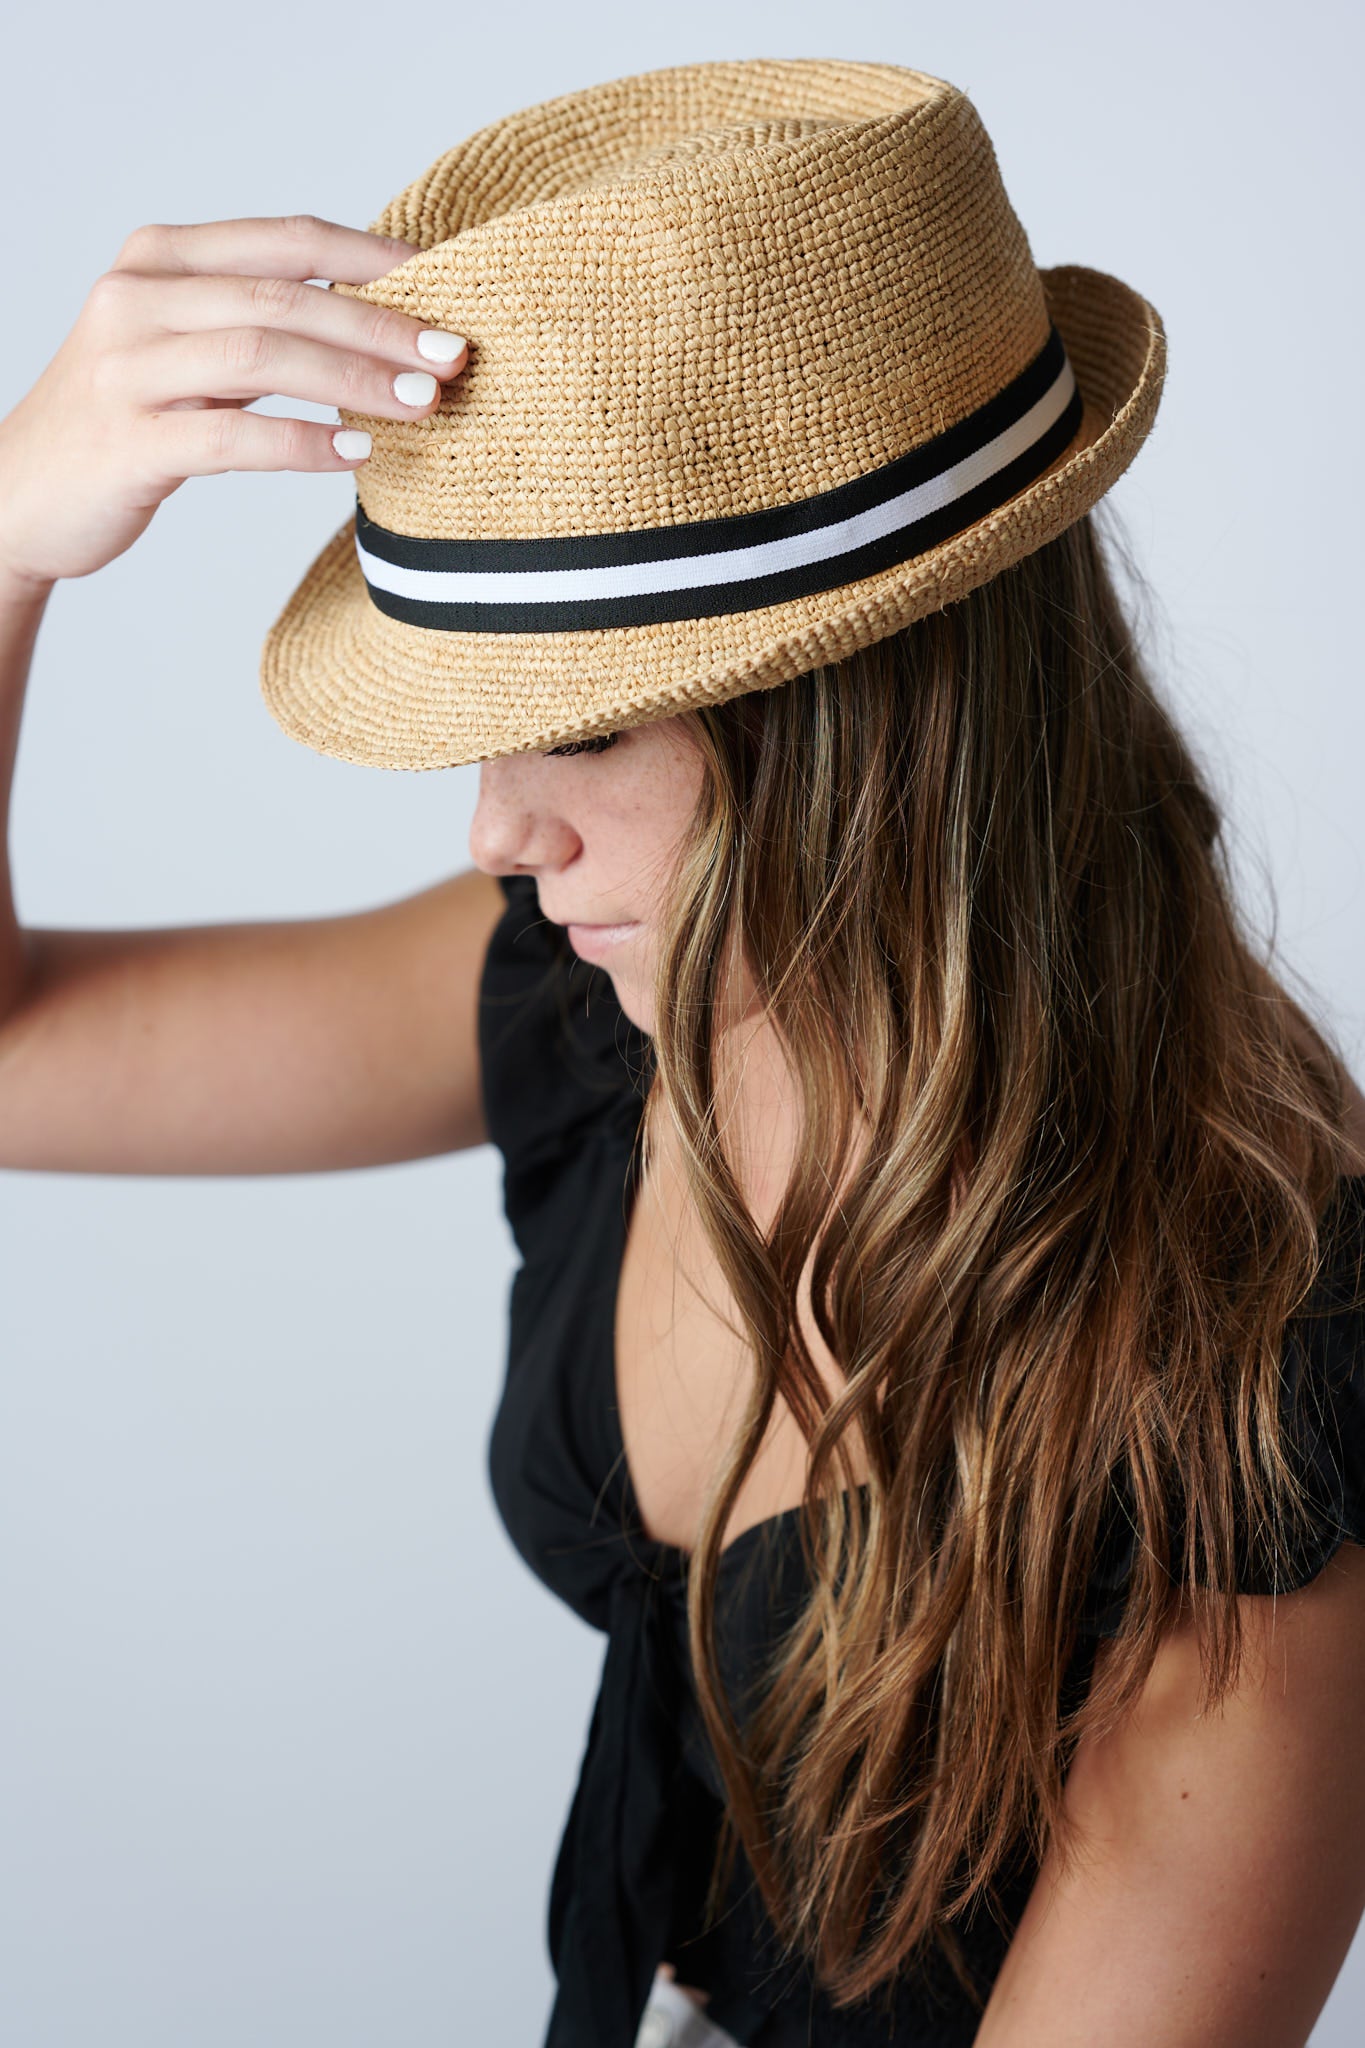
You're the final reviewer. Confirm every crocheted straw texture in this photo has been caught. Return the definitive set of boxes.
[260,57,1165,770]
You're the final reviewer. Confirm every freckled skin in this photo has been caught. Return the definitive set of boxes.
[468,714,721,1036]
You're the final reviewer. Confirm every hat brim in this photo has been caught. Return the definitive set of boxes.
[258,263,1164,772]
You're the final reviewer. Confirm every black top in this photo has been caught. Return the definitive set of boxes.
[477,872,1365,2048]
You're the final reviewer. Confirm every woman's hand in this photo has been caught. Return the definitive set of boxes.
[0,213,468,590]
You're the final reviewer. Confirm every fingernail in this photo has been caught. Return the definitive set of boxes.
[333,428,372,462]
[416,328,466,363]
[393,370,438,407]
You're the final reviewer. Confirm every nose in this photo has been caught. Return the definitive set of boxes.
[468,757,581,877]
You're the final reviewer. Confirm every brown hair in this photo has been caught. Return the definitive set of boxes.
[639,503,1363,2009]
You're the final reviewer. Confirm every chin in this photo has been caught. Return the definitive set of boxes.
[606,971,654,1037]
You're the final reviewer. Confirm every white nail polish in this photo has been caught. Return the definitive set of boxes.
[416,329,466,362]
[393,370,438,406]
[332,428,372,461]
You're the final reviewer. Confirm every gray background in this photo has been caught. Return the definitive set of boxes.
[0,2,1360,2042]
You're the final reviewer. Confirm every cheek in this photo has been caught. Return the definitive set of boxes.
[591,748,705,882]
[641,738,708,844]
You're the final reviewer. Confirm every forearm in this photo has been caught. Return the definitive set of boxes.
[0,567,52,1022]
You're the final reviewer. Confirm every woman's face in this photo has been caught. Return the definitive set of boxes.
[468,712,707,1034]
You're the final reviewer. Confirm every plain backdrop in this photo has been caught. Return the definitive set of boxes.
[0,3,1360,2043]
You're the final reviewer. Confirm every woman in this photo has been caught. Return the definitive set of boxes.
[1,56,1363,2048]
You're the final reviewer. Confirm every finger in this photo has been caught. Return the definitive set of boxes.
[138,404,379,479]
[93,266,468,383]
[111,214,421,288]
[120,325,453,424]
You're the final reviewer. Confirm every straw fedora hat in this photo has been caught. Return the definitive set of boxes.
[259,56,1165,772]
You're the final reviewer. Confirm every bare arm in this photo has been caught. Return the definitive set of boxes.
[975,1540,1365,2047]
[0,577,506,1173]
[974,1094,1365,2044]
[0,593,35,1032]
[0,215,512,1177]
[0,873,508,1175]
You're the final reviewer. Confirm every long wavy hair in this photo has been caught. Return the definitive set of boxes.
[636,503,1364,2010]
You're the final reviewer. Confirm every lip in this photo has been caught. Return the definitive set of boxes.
[565,921,639,959]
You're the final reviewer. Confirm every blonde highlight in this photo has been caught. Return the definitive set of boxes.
[635,504,1363,2010]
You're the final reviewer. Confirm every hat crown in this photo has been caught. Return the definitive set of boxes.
[333,59,1051,543]
[371,59,940,239]
[262,59,1163,769]
[575,113,845,192]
